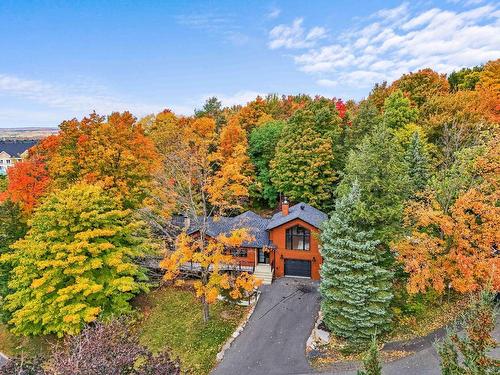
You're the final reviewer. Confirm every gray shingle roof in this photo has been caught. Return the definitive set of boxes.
[188,211,272,248]
[266,202,327,230]
[0,140,37,158]
[187,203,327,248]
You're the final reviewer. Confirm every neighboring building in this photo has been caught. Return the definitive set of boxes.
[187,201,327,283]
[0,140,37,175]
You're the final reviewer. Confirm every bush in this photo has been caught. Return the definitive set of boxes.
[45,319,179,374]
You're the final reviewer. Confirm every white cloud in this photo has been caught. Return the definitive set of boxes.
[270,2,500,94]
[268,18,327,49]
[0,73,163,123]
[267,7,281,19]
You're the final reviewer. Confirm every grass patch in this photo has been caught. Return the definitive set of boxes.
[136,285,248,375]
[0,324,54,357]
[389,294,468,342]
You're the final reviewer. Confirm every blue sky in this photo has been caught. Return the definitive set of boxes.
[0,0,499,128]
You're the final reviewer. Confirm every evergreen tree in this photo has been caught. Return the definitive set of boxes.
[405,132,431,194]
[383,90,419,130]
[320,182,393,349]
[357,337,383,375]
[337,124,410,244]
[1,184,149,336]
[436,289,499,374]
[271,113,336,210]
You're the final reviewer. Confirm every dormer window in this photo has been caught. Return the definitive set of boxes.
[286,225,310,250]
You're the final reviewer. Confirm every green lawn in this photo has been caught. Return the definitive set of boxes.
[137,286,248,375]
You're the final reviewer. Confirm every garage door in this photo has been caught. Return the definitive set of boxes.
[284,259,311,278]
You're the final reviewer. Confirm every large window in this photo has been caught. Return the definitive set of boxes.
[286,225,310,250]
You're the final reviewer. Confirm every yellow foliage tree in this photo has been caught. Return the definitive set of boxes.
[148,113,259,321]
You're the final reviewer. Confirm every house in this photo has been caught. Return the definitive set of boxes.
[187,200,327,284]
[0,140,37,175]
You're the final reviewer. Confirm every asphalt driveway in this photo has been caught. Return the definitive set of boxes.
[212,277,320,375]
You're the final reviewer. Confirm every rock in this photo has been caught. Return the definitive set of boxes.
[315,329,330,344]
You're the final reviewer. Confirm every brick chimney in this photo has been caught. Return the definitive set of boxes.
[282,198,289,216]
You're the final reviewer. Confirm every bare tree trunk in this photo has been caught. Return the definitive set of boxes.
[202,298,210,322]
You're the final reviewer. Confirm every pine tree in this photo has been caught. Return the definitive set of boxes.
[320,182,393,349]
[405,132,431,194]
[436,289,499,374]
[337,124,410,244]
[357,337,383,375]
[271,115,336,210]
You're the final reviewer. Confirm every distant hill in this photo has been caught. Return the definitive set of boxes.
[0,127,58,140]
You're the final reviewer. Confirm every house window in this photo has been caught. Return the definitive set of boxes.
[286,225,310,250]
[230,248,248,257]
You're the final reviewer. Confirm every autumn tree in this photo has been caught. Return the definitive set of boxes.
[271,110,337,210]
[46,112,160,209]
[0,199,28,322]
[320,182,393,349]
[195,96,227,131]
[448,65,483,92]
[249,120,285,206]
[436,289,499,374]
[1,184,148,336]
[476,58,500,123]
[395,136,499,294]
[152,115,260,322]
[367,81,390,110]
[0,158,50,215]
[337,124,409,244]
[392,68,449,107]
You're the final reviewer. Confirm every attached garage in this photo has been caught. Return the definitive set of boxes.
[284,259,311,278]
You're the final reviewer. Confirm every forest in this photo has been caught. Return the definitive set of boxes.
[0,59,498,373]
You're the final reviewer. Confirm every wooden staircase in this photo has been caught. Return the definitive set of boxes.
[254,264,273,285]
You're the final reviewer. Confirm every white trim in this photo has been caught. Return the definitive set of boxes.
[284,275,311,279]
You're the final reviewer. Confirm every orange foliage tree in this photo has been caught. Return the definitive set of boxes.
[395,136,500,294]
[150,114,259,321]
[46,112,160,208]
[0,158,50,215]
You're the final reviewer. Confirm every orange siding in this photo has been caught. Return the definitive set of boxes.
[268,218,322,280]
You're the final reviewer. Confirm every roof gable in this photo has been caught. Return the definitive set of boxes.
[0,140,37,158]
[266,202,327,230]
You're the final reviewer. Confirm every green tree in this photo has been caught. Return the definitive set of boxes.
[436,289,499,374]
[337,124,409,243]
[383,90,419,130]
[357,337,383,375]
[1,184,148,336]
[0,200,28,322]
[195,96,227,131]
[320,183,393,349]
[347,101,382,150]
[271,113,336,210]
[448,65,483,92]
[249,120,285,206]
[405,132,431,194]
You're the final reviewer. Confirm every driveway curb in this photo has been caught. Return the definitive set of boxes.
[216,291,261,362]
